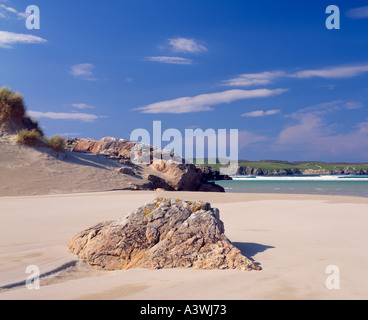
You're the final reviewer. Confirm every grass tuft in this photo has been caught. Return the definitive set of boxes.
[16,129,44,147]
[16,130,66,153]
[47,135,66,152]
[2,87,66,154]
[0,87,25,122]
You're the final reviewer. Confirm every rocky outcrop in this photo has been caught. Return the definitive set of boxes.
[145,174,175,191]
[301,169,332,176]
[236,166,303,176]
[118,167,136,176]
[235,165,367,176]
[72,137,136,160]
[152,161,199,190]
[149,161,224,192]
[68,198,260,271]
[200,166,232,181]
[69,137,225,192]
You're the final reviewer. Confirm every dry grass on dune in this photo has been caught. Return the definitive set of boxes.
[0,87,42,135]
[1,87,66,153]
[46,135,66,152]
[16,129,44,147]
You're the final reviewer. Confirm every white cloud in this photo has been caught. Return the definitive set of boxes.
[0,4,28,19]
[134,88,288,114]
[346,6,368,19]
[291,64,368,79]
[28,111,107,123]
[71,103,96,110]
[145,56,192,65]
[224,63,368,87]
[273,102,368,159]
[241,109,281,117]
[276,113,326,148]
[291,100,364,117]
[235,101,368,159]
[223,71,286,87]
[168,37,208,53]
[70,63,97,80]
[345,101,363,110]
[148,37,207,66]
[0,30,46,48]
[275,115,368,159]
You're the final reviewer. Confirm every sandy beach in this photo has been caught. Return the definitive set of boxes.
[2,0,368,303]
[1,190,367,300]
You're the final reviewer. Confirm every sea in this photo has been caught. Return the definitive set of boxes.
[215,175,368,198]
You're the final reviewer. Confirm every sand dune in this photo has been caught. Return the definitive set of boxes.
[0,135,152,197]
[0,191,367,300]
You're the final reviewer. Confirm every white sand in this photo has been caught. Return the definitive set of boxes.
[0,191,367,300]
[0,136,153,197]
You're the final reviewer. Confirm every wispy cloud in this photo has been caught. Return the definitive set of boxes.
[28,111,108,123]
[291,64,368,79]
[275,115,368,159]
[223,71,286,87]
[146,37,207,66]
[241,109,281,118]
[345,101,363,110]
[276,113,327,149]
[235,100,368,160]
[273,101,368,159]
[70,63,97,80]
[224,63,368,87]
[0,4,29,19]
[168,37,208,54]
[145,56,193,65]
[134,88,288,114]
[346,6,368,19]
[0,30,46,48]
[71,103,96,110]
[290,100,364,117]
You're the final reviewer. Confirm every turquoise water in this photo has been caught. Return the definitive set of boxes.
[215,175,368,198]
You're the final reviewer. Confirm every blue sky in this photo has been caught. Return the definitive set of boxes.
[1,0,368,162]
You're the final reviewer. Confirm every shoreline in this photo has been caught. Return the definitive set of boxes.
[1,190,367,300]
[2,189,368,203]
[215,178,368,199]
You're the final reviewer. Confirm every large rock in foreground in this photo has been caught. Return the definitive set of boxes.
[68,198,260,271]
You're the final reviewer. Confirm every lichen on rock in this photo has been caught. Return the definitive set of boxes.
[68,198,260,271]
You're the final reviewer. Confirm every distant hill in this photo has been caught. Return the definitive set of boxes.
[196,159,368,176]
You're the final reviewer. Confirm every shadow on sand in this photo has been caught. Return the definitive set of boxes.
[233,242,275,269]
[63,151,121,171]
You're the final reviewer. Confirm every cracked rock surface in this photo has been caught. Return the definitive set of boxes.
[68,198,260,271]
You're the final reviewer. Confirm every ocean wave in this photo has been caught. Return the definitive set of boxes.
[231,175,368,182]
